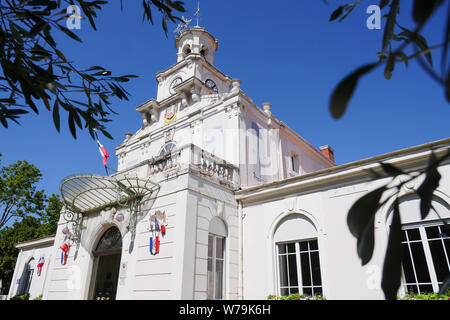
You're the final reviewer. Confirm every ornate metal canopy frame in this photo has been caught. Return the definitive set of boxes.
[60,174,159,246]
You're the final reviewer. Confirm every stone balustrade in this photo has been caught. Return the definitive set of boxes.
[147,143,239,189]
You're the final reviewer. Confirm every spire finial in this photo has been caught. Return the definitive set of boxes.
[194,1,200,26]
[174,16,191,34]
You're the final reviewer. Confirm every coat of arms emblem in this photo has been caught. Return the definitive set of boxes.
[164,104,177,124]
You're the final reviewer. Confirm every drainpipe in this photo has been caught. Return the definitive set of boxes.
[238,200,244,299]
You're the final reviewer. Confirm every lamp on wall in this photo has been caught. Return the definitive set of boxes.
[62,225,70,235]
[115,213,124,223]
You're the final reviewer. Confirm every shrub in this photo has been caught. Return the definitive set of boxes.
[9,293,30,300]
[267,293,326,300]
[398,290,450,300]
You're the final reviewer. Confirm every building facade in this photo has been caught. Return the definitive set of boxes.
[8,26,450,300]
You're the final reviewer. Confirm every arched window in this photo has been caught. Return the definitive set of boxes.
[94,226,122,255]
[388,194,450,294]
[274,214,322,296]
[182,44,191,57]
[159,141,177,157]
[207,217,227,300]
[19,258,35,296]
[91,227,122,300]
[200,45,209,58]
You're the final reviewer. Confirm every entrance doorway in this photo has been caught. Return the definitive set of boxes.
[90,226,122,300]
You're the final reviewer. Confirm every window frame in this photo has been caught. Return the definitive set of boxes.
[250,122,261,180]
[207,233,226,300]
[275,238,322,296]
[400,220,450,294]
[290,153,299,173]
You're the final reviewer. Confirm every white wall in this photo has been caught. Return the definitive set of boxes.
[241,152,450,300]
[9,238,54,300]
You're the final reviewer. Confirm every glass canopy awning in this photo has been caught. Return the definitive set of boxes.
[59,174,159,248]
[60,174,159,214]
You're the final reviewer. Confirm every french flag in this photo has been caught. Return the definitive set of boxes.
[97,139,109,167]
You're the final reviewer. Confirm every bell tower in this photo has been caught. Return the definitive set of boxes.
[175,26,218,65]
[136,23,232,127]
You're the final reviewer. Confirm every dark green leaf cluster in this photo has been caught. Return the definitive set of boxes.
[9,293,30,300]
[346,148,450,299]
[0,154,62,230]
[0,157,45,229]
[398,289,450,300]
[0,209,61,295]
[328,0,449,119]
[0,0,185,139]
[0,155,62,295]
[329,1,362,23]
[141,0,186,36]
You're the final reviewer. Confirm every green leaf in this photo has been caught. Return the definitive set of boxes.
[413,0,444,26]
[339,2,361,22]
[417,152,441,219]
[162,15,168,36]
[398,26,433,66]
[52,99,60,132]
[56,23,82,42]
[379,0,390,10]
[329,63,378,119]
[142,0,154,24]
[382,0,399,53]
[381,199,402,300]
[346,188,386,235]
[442,5,450,75]
[379,162,404,176]
[5,109,28,115]
[384,51,395,80]
[438,274,450,295]
[28,21,49,38]
[329,6,345,22]
[68,112,77,139]
[71,109,82,129]
[357,214,376,265]
[100,128,113,140]
[394,51,408,69]
[446,67,450,103]
[54,48,67,62]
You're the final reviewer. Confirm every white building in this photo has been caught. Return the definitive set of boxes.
[8,26,450,300]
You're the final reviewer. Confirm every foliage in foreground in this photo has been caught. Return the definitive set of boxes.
[9,293,30,300]
[267,293,326,300]
[0,0,186,139]
[0,156,62,295]
[346,147,450,300]
[398,290,450,300]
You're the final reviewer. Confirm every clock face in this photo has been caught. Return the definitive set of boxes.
[169,77,182,94]
[205,79,218,93]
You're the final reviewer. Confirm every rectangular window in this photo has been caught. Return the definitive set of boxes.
[277,239,322,296]
[250,122,261,179]
[401,223,450,294]
[290,155,298,173]
[21,269,34,295]
[207,234,225,299]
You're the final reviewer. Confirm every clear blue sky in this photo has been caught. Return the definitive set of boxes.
[1,1,449,213]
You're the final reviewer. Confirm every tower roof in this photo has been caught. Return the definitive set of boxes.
[174,26,218,52]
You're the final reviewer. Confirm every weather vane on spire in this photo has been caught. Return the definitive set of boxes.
[174,2,200,34]
[174,16,191,34]
[194,1,200,26]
